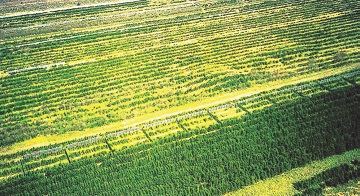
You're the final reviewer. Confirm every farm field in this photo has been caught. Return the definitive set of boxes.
[0,0,141,16]
[0,0,359,195]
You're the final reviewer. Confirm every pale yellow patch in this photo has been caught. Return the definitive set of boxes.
[0,70,10,78]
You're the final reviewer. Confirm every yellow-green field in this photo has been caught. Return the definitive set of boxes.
[2,63,358,155]
[0,0,359,195]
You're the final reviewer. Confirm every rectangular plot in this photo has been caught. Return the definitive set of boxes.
[148,121,181,140]
[179,114,217,131]
[241,98,273,111]
[70,148,108,161]
[145,120,179,135]
[23,154,67,171]
[210,106,243,121]
[109,130,148,151]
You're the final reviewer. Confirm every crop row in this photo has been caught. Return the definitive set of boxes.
[0,7,358,142]
[2,0,356,69]
[0,81,358,195]
[1,70,357,180]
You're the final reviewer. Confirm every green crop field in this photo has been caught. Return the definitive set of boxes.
[0,0,359,195]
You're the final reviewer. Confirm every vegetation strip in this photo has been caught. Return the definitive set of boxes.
[2,69,358,181]
[226,150,359,196]
[18,70,357,156]
[1,83,358,195]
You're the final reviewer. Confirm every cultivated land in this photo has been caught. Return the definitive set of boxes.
[0,0,359,195]
[0,0,140,16]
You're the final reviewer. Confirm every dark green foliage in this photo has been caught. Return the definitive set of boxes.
[0,85,358,195]
[293,162,359,195]
[294,184,324,196]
